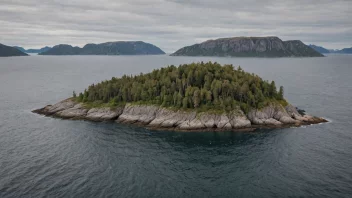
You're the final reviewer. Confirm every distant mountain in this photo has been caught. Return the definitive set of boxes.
[39,44,81,55]
[308,44,330,54]
[26,46,52,54]
[171,36,323,57]
[0,44,28,57]
[40,41,165,55]
[336,47,352,54]
[13,46,51,54]
[309,44,352,54]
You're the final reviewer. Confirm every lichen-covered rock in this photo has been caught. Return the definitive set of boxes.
[285,104,308,121]
[199,113,216,128]
[217,114,230,128]
[56,103,88,118]
[273,109,297,124]
[149,108,177,127]
[264,118,282,125]
[86,107,123,121]
[149,109,197,128]
[223,123,232,129]
[178,119,205,130]
[247,104,288,125]
[189,119,206,129]
[117,104,159,124]
[33,99,77,115]
[33,98,327,131]
[227,109,251,128]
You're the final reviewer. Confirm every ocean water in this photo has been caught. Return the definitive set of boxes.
[0,54,351,197]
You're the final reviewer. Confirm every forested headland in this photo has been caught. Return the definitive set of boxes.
[74,62,286,113]
[171,37,324,57]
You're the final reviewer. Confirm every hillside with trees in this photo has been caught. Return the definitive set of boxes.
[74,62,286,113]
[40,41,165,55]
[171,37,324,57]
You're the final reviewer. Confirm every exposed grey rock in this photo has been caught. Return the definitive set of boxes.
[217,114,230,128]
[149,109,197,128]
[247,104,295,125]
[178,119,205,130]
[33,99,77,115]
[33,99,328,131]
[56,103,88,118]
[272,108,297,124]
[264,118,282,125]
[223,123,233,129]
[149,108,177,127]
[285,104,312,122]
[199,113,217,128]
[117,104,159,124]
[86,107,123,121]
[189,119,206,129]
[227,109,252,128]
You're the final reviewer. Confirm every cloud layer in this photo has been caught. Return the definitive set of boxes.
[0,0,351,52]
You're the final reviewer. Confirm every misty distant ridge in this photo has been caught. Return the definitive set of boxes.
[309,44,352,54]
[3,38,352,57]
[14,46,52,54]
[40,41,165,55]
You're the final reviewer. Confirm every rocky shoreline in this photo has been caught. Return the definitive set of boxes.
[32,98,328,132]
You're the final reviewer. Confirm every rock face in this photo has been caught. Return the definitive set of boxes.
[247,104,297,125]
[117,104,159,124]
[171,37,324,57]
[86,107,123,121]
[39,41,165,55]
[33,99,328,131]
[0,43,28,57]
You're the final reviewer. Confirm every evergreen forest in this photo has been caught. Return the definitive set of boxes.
[74,62,286,113]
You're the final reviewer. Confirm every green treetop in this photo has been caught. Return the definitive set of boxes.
[75,62,287,112]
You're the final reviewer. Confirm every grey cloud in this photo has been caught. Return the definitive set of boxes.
[0,0,351,52]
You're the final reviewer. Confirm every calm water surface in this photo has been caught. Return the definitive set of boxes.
[0,54,351,197]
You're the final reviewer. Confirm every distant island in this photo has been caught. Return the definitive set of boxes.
[33,62,327,131]
[309,44,352,54]
[39,41,165,55]
[0,43,28,57]
[171,37,324,57]
[14,46,52,54]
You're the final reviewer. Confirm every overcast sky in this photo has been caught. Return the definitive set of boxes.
[0,0,351,52]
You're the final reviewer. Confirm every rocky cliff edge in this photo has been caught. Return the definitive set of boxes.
[33,99,327,131]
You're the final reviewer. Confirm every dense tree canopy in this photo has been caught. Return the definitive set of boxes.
[75,62,286,112]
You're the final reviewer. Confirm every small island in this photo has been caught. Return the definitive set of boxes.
[0,43,28,57]
[171,37,324,57]
[39,41,165,55]
[33,62,327,131]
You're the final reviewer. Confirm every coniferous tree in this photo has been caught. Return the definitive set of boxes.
[278,86,284,100]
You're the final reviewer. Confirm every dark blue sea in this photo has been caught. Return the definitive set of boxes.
[0,54,351,197]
